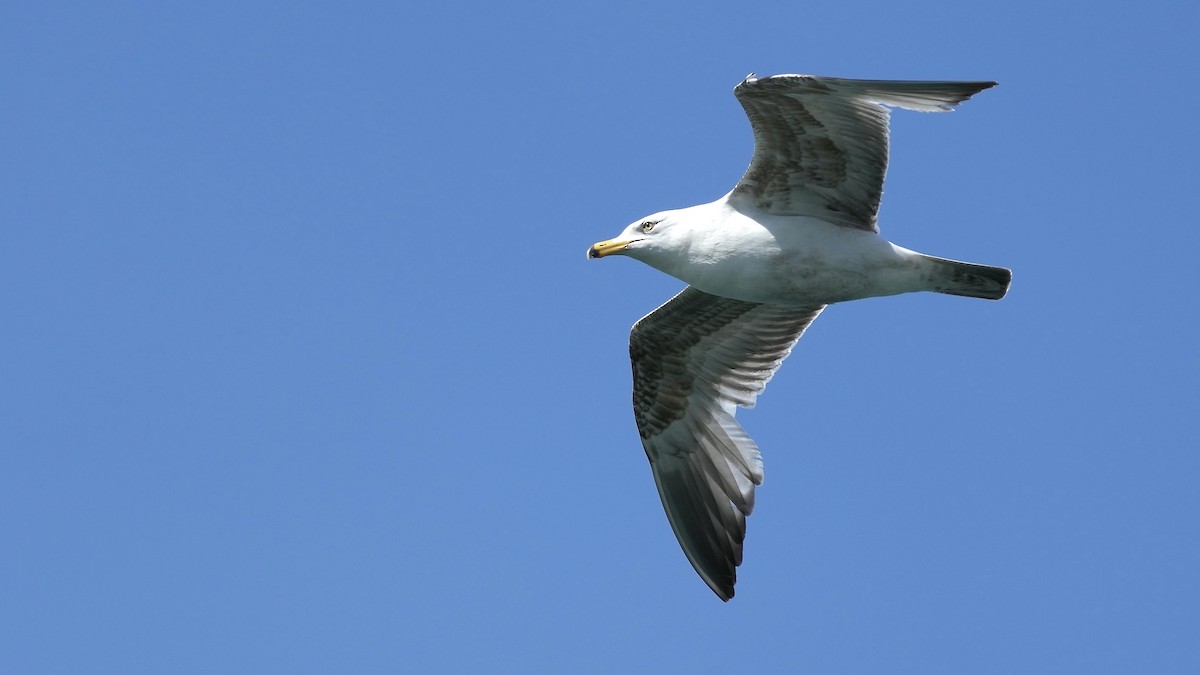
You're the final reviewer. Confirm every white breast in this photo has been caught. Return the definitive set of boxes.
[675,206,928,305]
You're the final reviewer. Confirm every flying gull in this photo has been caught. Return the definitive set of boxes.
[588,73,1010,601]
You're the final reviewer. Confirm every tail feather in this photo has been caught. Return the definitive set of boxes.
[923,255,1012,300]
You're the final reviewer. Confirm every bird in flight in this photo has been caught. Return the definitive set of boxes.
[588,73,1010,601]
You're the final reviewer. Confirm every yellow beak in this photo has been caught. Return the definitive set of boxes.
[588,238,637,259]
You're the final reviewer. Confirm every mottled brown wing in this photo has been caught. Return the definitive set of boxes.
[629,287,824,600]
[729,74,996,231]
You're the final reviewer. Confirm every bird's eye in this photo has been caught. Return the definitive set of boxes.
[641,221,655,232]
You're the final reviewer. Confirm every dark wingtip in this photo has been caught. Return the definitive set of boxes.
[705,576,736,602]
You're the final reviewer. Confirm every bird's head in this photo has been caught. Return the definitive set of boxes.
[587,210,687,268]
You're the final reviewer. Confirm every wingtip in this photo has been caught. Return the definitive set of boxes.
[969,79,999,95]
[947,80,999,107]
[701,570,737,601]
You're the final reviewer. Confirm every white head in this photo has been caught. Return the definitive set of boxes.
[587,210,691,274]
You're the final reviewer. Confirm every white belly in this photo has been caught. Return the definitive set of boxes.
[678,215,930,306]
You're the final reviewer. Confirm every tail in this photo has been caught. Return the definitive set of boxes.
[922,254,1012,300]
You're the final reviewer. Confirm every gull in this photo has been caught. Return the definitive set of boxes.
[588,73,1010,601]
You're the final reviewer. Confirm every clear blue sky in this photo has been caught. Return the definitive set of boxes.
[3,1,1197,673]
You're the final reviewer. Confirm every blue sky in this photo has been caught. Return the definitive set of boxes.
[3,1,1198,672]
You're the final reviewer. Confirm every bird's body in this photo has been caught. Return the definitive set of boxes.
[629,197,942,305]
[589,73,1010,601]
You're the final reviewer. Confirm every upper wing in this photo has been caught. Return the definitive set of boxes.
[729,74,996,231]
[629,287,824,600]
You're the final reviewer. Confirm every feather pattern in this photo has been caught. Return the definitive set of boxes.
[730,74,996,231]
[629,287,823,600]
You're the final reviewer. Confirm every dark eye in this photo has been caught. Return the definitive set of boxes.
[641,221,655,232]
